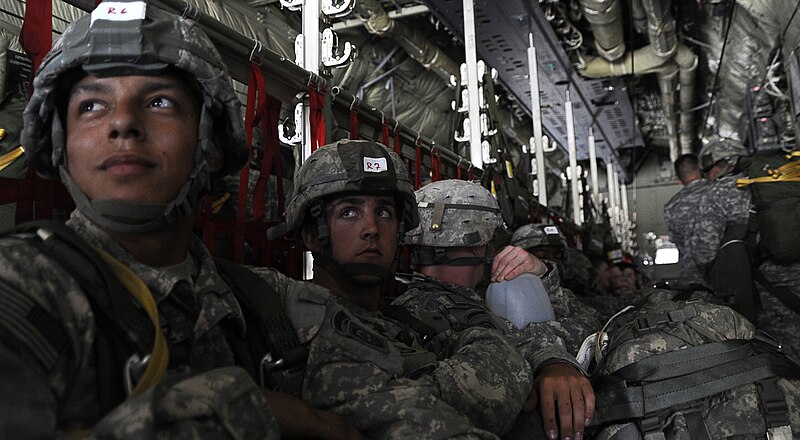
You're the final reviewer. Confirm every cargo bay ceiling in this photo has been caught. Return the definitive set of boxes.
[4,0,800,189]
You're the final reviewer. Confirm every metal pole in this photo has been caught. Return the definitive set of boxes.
[606,161,616,235]
[614,168,622,241]
[565,90,581,226]
[463,0,483,169]
[587,127,599,221]
[302,0,321,162]
[620,182,629,249]
[527,33,547,205]
[302,0,321,278]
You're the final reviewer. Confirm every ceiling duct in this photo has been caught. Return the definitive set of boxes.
[577,0,697,160]
[578,0,625,61]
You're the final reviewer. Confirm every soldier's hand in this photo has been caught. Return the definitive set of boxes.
[491,245,548,282]
[525,363,595,440]
[263,390,366,439]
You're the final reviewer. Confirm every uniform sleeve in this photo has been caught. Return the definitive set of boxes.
[92,367,280,440]
[304,327,500,439]
[427,327,533,435]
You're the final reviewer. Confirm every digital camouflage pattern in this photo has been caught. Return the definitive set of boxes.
[757,260,800,358]
[697,136,749,172]
[690,173,752,273]
[23,4,247,178]
[0,211,279,439]
[663,178,710,277]
[392,271,583,373]
[285,139,418,237]
[590,300,800,439]
[405,179,503,248]
[250,266,527,438]
[510,223,567,251]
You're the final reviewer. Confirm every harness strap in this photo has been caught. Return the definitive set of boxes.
[92,246,169,397]
[753,268,800,315]
[214,258,307,396]
[378,299,441,342]
[0,146,24,171]
[593,349,799,425]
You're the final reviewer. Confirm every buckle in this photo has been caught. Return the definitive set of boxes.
[259,352,305,396]
[767,425,793,440]
[124,353,151,395]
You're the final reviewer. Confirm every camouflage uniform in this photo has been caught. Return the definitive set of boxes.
[510,224,605,347]
[0,211,279,438]
[252,266,527,438]
[690,173,752,273]
[663,178,710,277]
[757,260,800,357]
[393,271,584,371]
[267,142,531,438]
[1,5,280,438]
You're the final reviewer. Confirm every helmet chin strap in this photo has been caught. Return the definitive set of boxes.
[60,164,207,234]
[309,200,400,287]
[414,244,494,285]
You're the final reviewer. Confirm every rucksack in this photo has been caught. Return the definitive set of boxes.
[737,151,800,265]
[4,220,306,416]
[587,300,800,440]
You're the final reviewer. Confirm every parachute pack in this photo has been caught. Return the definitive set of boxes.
[587,300,800,440]
[2,220,306,415]
[737,150,800,265]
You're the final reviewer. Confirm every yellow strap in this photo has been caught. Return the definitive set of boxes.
[211,192,231,214]
[736,159,800,188]
[787,150,800,159]
[92,247,169,398]
[0,146,24,172]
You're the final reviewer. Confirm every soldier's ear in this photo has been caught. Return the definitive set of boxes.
[301,225,322,253]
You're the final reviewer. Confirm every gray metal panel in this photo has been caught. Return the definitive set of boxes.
[422,0,643,179]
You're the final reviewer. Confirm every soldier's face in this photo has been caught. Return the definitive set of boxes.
[65,74,202,205]
[325,194,399,271]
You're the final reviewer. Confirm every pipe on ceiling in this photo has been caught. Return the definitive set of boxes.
[578,0,626,61]
[577,0,697,159]
[352,0,459,82]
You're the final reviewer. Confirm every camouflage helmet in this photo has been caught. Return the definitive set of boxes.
[285,139,418,237]
[511,223,567,251]
[698,136,748,171]
[405,179,503,248]
[23,2,247,178]
[21,2,247,233]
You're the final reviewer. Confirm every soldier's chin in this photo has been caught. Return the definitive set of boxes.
[350,273,386,286]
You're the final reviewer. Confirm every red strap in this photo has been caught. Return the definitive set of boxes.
[457,165,462,180]
[253,97,283,222]
[414,140,422,189]
[19,0,52,96]
[381,120,390,148]
[309,89,326,152]
[468,166,474,181]
[430,149,441,182]
[234,64,268,263]
[349,108,359,140]
[393,128,401,156]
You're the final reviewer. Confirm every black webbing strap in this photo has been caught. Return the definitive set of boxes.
[378,299,441,342]
[213,258,307,394]
[611,340,757,382]
[752,268,800,315]
[755,377,791,432]
[593,350,800,424]
[15,220,153,352]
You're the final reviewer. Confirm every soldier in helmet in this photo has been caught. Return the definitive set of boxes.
[696,137,800,356]
[0,3,360,438]
[392,180,596,440]
[692,136,753,273]
[253,140,533,438]
[510,223,608,340]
